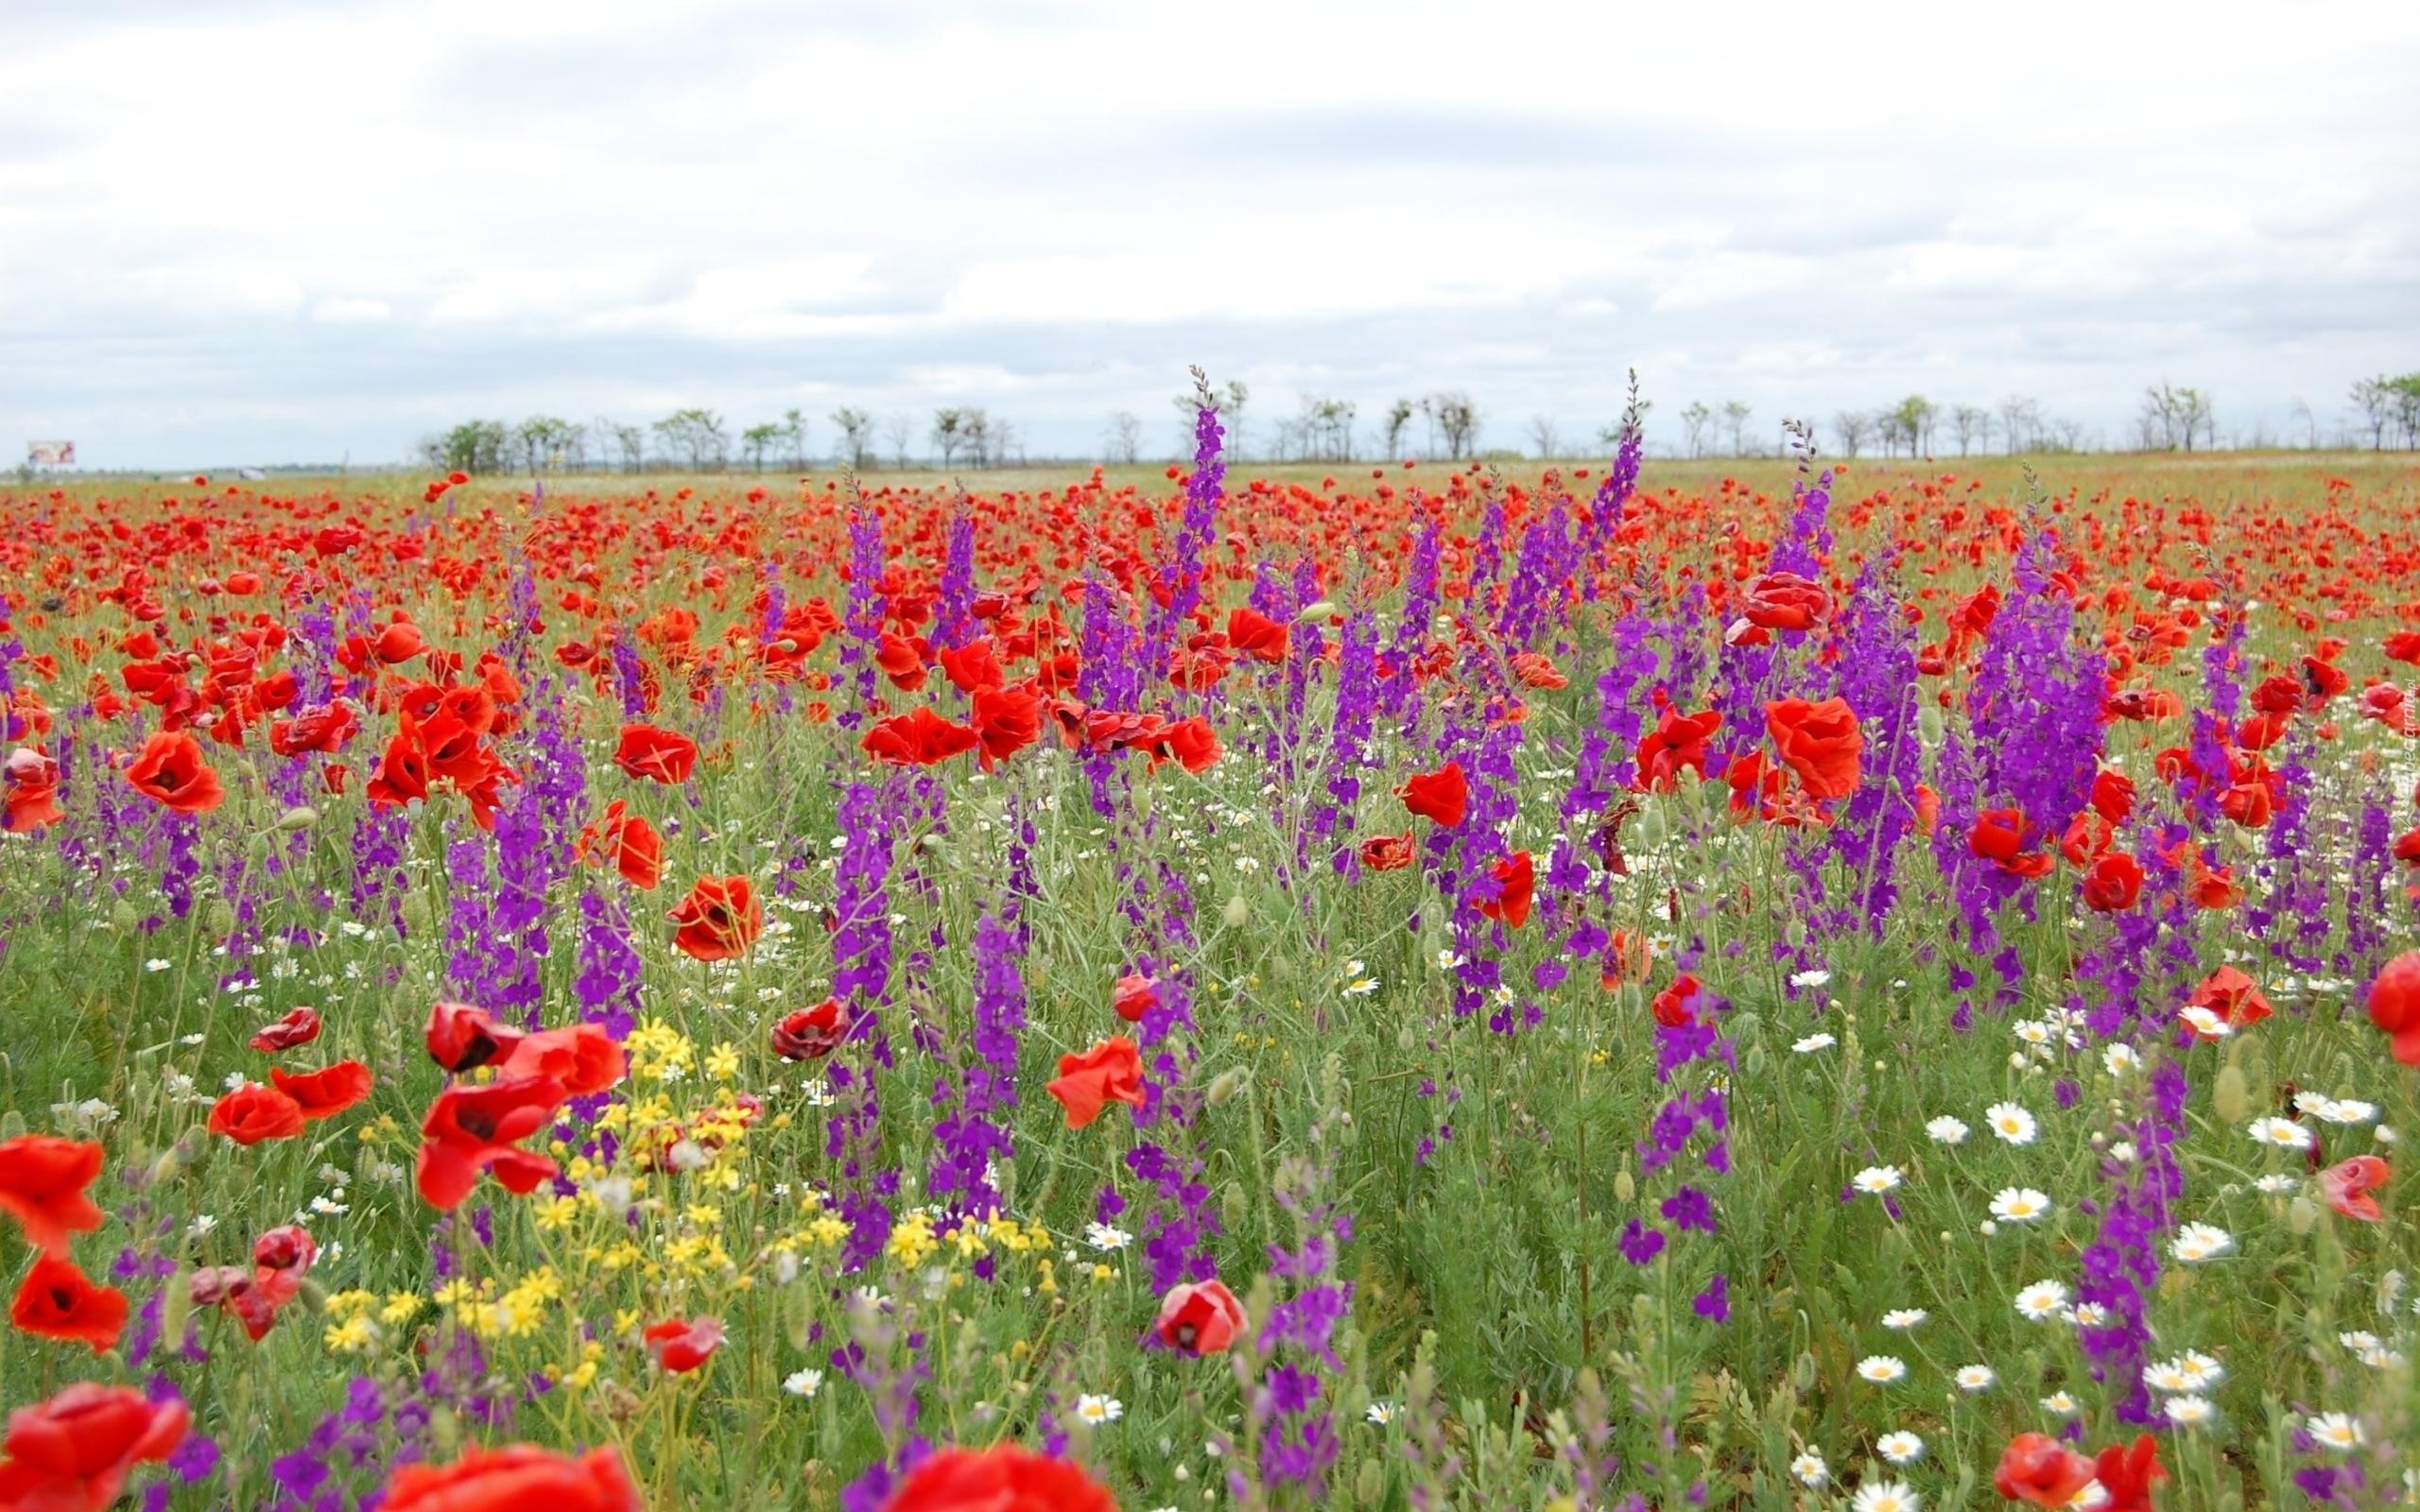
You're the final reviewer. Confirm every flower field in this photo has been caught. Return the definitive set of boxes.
[1,401,2418,1512]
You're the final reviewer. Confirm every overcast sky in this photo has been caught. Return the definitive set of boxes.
[5,0,2417,470]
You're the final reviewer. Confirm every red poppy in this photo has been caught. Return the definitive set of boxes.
[1153,1278,1246,1355]
[424,1000,526,1074]
[268,1060,374,1121]
[940,638,1003,695]
[268,701,359,757]
[383,1444,641,1512]
[1358,832,1416,871]
[668,875,764,961]
[0,1383,188,1512]
[499,1025,628,1097]
[771,998,850,1061]
[1992,1433,2096,1508]
[1046,1037,1147,1129]
[1763,697,1862,800]
[863,707,981,766]
[1113,972,1159,1024]
[1968,808,2054,878]
[1651,972,1703,1028]
[614,723,699,784]
[2366,952,2420,1065]
[2318,1155,2390,1223]
[1153,715,1222,774]
[207,1083,307,1145]
[2387,629,2420,665]
[124,730,224,814]
[1481,850,1535,928]
[0,1136,105,1259]
[416,1075,570,1211]
[2091,1435,2167,1512]
[365,725,431,807]
[2081,851,2145,913]
[2186,966,2272,1033]
[2396,824,2420,870]
[1225,606,1289,663]
[1509,651,1566,689]
[10,1253,128,1353]
[1396,762,1468,828]
[249,1005,322,1053]
[1727,570,1830,642]
[252,1224,319,1279]
[3,747,65,833]
[970,685,1043,769]
[875,631,930,691]
[1633,706,1722,792]
[643,1314,724,1372]
[578,800,664,890]
[880,1445,1116,1512]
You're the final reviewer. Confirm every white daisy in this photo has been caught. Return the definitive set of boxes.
[2249,1117,2311,1150]
[2142,1360,2194,1393]
[1364,1401,1400,1425]
[1794,1033,1837,1053]
[1854,1165,1904,1195]
[2307,1412,2364,1452]
[1856,1355,1909,1384]
[1990,1188,2054,1223]
[1083,1223,1133,1252]
[1790,969,1833,989]
[1790,1452,1829,1489]
[2254,1174,2300,1194]
[1955,1365,1996,1392]
[2174,1351,2226,1390]
[1881,1309,1927,1331]
[2163,1395,2217,1427]
[2040,1391,2080,1416]
[1074,1394,1124,1426]
[2102,1043,2141,1075]
[2014,1280,2071,1322]
[1986,1102,2039,1145]
[783,1368,823,1399]
[2071,1302,2110,1329]
[1852,1479,1920,1512]
[2169,1223,2235,1263]
[2179,1005,2231,1039]
[1876,1431,1925,1465]
[1926,1116,1970,1145]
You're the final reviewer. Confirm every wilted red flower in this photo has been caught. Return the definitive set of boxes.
[207,1083,307,1145]
[1763,697,1862,800]
[268,1060,374,1121]
[2081,850,2145,913]
[1481,850,1534,928]
[771,998,850,1061]
[643,1314,724,1372]
[1046,1037,1146,1129]
[383,1444,640,1512]
[578,800,663,890]
[1509,651,1566,689]
[1992,1432,2096,1508]
[1396,761,1468,828]
[0,1136,106,1259]
[0,1383,188,1511]
[2318,1155,2389,1222]
[1358,832,1416,871]
[863,706,981,766]
[124,730,224,814]
[424,1000,525,1074]
[10,1253,129,1353]
[249,1005,322,1054]
[880,1445,1116,1512]
[668,874,764,961]
[2366,952,2420,1065]
[613,723,699,784]
[1153,1278,1246,1355]
[416,1075,569,1211]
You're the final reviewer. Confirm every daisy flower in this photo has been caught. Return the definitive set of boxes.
[1985,1102,2039,1145]
[2142,1360,2194,1393]
[2040,1391,2080,1417]
[2253,1174,2300,1194]
[1364,1401,1400,1426]
[1794,1033,1837,1053]
[1927,1116,1970,1145]
[2163,1395,2217,1427]
[783,1368,823,1399]
[1074,1394,1124,1426]
[2014,1280,2071,1322]
[1990,1188,2053,1223]
[1955,1365,1996,1392]
[1790,1452,1829,1489]
[1790,969,1833,989]
[2179,1005,2231,1040]
[1856,1355,1909,1384]
[1854,1166,1904,1195]
[2306,1412,2364,1452]
[2071,1302,2109,1329]
[2102,1043,2140,1075]
[1881,1309,1927,1331]
[2173,1351,2225,1390]
[2248,1117,2311,1150]
[1852,1479,1921,1512]
[1876,1432,1925,1466]
[2169,1222,2235,1263]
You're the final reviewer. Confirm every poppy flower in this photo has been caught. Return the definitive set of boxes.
[0,1136,106,1259]
[424,1000,526,1074]
[969,685,1043,769]
[0,1383,189,1512]
[249,1005,322,1054]
[1651,972,1703,1028]
[365,726,431,807]
[1153,1278,1246,1355]
[2318,1155,2389,1222]
[643,1314,723,1372]
[499,1025,628,1097]
[1153,715,1222,774]
[613,723,699,784]
[578,800,663,889]
[268,1060,374,1121]
[123,730,224,814]
[771,998,850,1061]
[3,747,65,833]
[1727,570,1830,641]
[1968,808,2054,878]
[880,1444,1116,1512]
[863,707,981,766]
[1633,706,1721,792]
[1225,606,1289,663]
[940,638,1003,695]
[1046,1037,1147,1129]
[1992,1433,2096,1508]
[875,631,931,690]
[9,1253,128,1353]
[2186,966,2272,1034]
[1509,651,1566,690]
[2365,951,2420,1065]
[207,1083,307,1145]
[416,1075,570,1211]
[1763,697,1862,800]
[1396,762,1468,828]
[2090,767,2135,825]
[1358,832,1416,871]
[383,1444,641,1512]
[668,874,764,961]
[2081,850,2145,913]
[252,1224,320,1279]
[1481,850,1535,928]
[1113,972,1159,1024]
[2091,1435,2167,1512]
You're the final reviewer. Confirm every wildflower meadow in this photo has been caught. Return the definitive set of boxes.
[3,384,2418,1512]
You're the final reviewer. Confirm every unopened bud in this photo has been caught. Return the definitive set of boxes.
[110,900,141,933]
[2213,1063,2249,1125]
[296,1279,329,1314]
[274,805,320,833]
[1297,600,1339,624]
[1221,1183,1249,1232]
[1222,894,1250,929]
[1613,1168,1635,1203]
[206,900,236,936]
[1917,703,1945,746]
[2290,1195,2320,1235]
[1356,1457,1384,1504]
[160,1273,194,1345]
[1205,1068,1250,1108]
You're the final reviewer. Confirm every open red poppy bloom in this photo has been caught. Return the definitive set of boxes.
[2091,1435,2168,1512]
[643,1314,724,1372]
[0,1136,106,1259]
[2090,767,2136,825]
[3,747,65,833]
[124,730,224,814]
[1151,715,1222,774]
[1968,808,2054,878]
[2318,1155,2390,1222]
[2187,965,2272,1032]
[2081,850,2145,912]
[578,800,663,889]
[880,1445,1116,1512]
[1481,850,1535,928]
[1992,1433,2096,1508]
[772,998,850,1061]
[940,637,1003,695]
[424,1000,526,1074]
[1046,1037,1147,1129]
[249,1005,322,1053]
[863,706,981,766]
[383,1444,640,1512]
[499,1024,627,1097]
[1225,606,1289,663]
[1359,832,1416,871]
[10,1253,129,1353]
[0,1383,188,1512]
[415,1075,570,1211]
[1396,761,1469,828]
[2369,952,2420,1065]
[268,1060,373,1121]
[1729,569,1830,640]
[613,722,699,783]
[1633,706,1721,792]
[969,684,1043,769]
[1763,696,1862,799]
[1113,972,1159,1024]
[1153,1278,1246,1355]
[1651,972,1703,1028]
[207,1083,307,1145]
[668,874,764,961]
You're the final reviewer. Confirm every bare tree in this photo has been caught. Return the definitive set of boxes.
[1998,395,2040,455]
[2287,397,2317,449]
[1949,405,1990,456]
[782,409,809,472]
[1720,400,1753,458]
[1874,408,1910,457]
[1381,398,1415,459]
[1102,411,1142,464]
[2140,383,2214,453]
[1426,391,1479,459]
[1678,401,1714,459]
[594,419,645,473]
[1526,415,1563,460]
[884,413,911,469]
[651,409,727,471]
[831,407,875,470]
[1830,409,1872,458]
[2351,377,2395,450]
[930,408,966,470]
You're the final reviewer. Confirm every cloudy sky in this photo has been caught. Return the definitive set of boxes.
[5,0,2416,470]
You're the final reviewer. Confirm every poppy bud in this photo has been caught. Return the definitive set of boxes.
[161,1270,194,1344]
[401,891,434,933]
[275,805,320,833]
[1222,893,1250,928]
[1633,802,1670,851]
[1917,702,1945,746]
[1794,1351,1817,1391]
[110,900,140,933]
[2213,1061,2249,1125]
[1613,1167,1635,1202]
[208,900,236,935]
[296,1278,329,1314]
[1743,1042,1769,1077]
[786,1276,813,1349]
[430,1404,461,1457]
[1205,1067,1250,1107]
[1355,1457,1384,1504]
[1296,600,1338,624]
[1221,1183,1248,1232]
[0,1109,21,1141]
[2290,1195,2319,1235]
[148,1147,182,1186]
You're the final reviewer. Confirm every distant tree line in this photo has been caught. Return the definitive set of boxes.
[2351,374,2420,449]
[416,406,1010,476]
